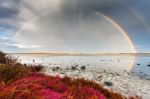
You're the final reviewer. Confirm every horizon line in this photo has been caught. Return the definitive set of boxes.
[7,52,150,54]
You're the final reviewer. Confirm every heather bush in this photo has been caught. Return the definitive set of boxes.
[61,76,125,99]
[0,64,43,84]
[0,73,107,99]
[0,51,7,64]
[0,73,141,99]
[0,51,17,65]
[0,51,43,84]
[0,64,29,83]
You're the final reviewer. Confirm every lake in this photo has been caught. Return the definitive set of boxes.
[12,54,150,76]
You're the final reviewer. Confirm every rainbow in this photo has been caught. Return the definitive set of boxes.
[14,9,52,38]
[97,12,136,53]
[13,11,136,71]
[96,12,136,71]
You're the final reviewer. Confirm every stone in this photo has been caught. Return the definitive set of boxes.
[147,64,150,67]
[71,66,77,70]
[80,66,86,70]
[52,67,60,71]
[98,75,102,78]
[104,81,113,87]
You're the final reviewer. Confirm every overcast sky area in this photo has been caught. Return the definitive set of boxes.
[0,0,150,53]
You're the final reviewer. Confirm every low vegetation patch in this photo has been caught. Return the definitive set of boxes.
[0,51,43,84]
[0,73,142,99]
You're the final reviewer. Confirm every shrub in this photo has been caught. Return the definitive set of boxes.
[0,51,43,84]
[0,51,17,65]
[0,73,106,99]
[0,73,141,99]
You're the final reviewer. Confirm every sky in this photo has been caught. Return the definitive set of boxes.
[0,0,150,53]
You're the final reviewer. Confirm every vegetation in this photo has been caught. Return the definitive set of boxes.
[0,51,142,99]
[0,51,43,84]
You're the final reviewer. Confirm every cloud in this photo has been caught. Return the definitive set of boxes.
[0,0,138,29]
[7,43,42,49]
[0,42,42,49]
[0,0,149,52]
[0,36,41,49]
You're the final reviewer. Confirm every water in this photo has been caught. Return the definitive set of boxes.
[12,54,150,76]
[133,56,150,76]
[11,54,150,98]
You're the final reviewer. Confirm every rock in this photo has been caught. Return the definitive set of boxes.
[117,59,120,62]
[52,67,60,71]
[115,73,120,76]
[71,66,77,70]
[80,66,86,70]
[101,60,105,61]
[147,64,150,67]
[98,75,102,78]
[75,64,79,67]
[60,72,65,74]
[103,70,106,73]
[110,72,115,75]
[104,81,113,87]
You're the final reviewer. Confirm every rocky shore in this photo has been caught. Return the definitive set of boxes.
[44,64,150,99]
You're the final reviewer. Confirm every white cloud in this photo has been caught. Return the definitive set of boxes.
[11,44,42,49]
[0,37,9,40]
[0,42,42,49]
[0,36,42,49]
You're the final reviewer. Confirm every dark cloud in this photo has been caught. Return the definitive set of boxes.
[0,0,142,29]
[133,0,150,27]
[0,6,18,18]
[60,0,138,13]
